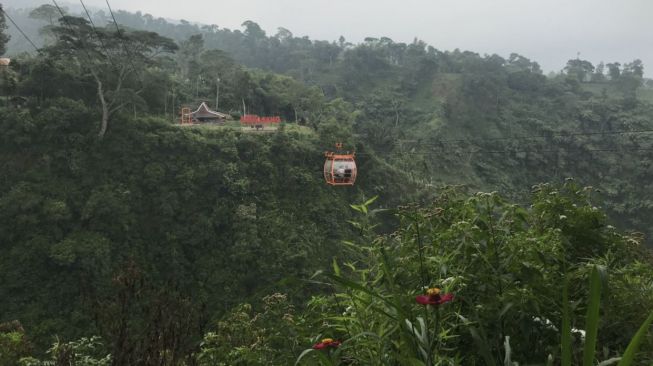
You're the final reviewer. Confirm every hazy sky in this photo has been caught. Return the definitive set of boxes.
[15,0,653,74]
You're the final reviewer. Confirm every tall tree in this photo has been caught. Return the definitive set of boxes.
[592,61,606,82]
[618,59,644,102]
[623,59,644,78]
[45,16,177,138]
[564,58,595,82]
[606,62,621,80]
[242,20,266,40]
[0,3,10,55]
[29,4,60,26]
[178,34,204,79]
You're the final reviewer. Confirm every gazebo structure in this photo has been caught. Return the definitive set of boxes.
[180,102,230,124]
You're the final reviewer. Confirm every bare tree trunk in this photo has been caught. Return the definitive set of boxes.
[93,66,130,139]
[395,108,399,128]
[393,100,400,128]
[93,71,109,139]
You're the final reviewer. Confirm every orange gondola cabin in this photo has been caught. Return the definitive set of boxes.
[324,143,357,186]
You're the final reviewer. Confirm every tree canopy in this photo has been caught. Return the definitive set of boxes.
[1,6,653,366]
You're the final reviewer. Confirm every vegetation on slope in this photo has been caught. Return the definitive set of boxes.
[0,4,652,365]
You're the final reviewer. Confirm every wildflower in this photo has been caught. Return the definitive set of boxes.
[312,338,341,350]
[416,287,454,306]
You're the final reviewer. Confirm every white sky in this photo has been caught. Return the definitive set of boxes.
[13,0,653,74]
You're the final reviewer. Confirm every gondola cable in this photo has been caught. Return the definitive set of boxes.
[104,0,145,87]
[354,145,653,157]
[1,7,40,53]
[51,0,98,65]
[79,0,118,70]
[396,127,653,148]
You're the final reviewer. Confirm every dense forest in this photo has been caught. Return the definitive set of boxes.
[1,2,653,365]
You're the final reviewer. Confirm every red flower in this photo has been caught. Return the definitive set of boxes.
[416,288,454,306]
[312,338,341,350]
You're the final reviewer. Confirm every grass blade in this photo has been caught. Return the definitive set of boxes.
[468,325,496,366]
[295,348,312,365]
[325,273,404,320]
[618,310,653,366]
[582,266,602,366]
[504,336,512,366]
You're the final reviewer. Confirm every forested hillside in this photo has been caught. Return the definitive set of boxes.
[7,4,653,239]
[1,3,653,365]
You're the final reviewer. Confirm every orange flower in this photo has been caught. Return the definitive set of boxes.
[312,338,341,350]
[416,288,454,306]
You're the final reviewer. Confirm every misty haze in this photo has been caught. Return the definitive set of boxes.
[1,1,652,365]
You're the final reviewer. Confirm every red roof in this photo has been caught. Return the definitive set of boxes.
[240,114,281,124]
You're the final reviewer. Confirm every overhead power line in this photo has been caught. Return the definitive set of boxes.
[104,0,143,82]
[79,0,117,69]
[1,7,40,52]
[51,0,98,65]
[351,127,653,157]
[356,146,653,157]
[398,128,653,147]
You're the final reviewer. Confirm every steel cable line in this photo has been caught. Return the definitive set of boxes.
[104,0,144,85]
[79,0,118,70]
[352,129,653,157]
[1,7,40,52]
[356,146,653,157]
[396,128,653,147]
[51,0,100,65]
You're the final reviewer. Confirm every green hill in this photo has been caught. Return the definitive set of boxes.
[1,5,653,365]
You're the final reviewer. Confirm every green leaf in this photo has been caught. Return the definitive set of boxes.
[332,258,341,277]
[583,266,602,366]
[618,310,653,366]
[546,354,554,366]
[363,195,378,207]
[467,325,496,366]
[504,336,512,366]
[395,355,427,366]
[499,302,513,320]
[561,278,572,366]
[333,331,382,359]
[325,273,403,320]
[294,348,331,366]
[310,270,324,279]
[598,357,621,366]
[349,204,363,213]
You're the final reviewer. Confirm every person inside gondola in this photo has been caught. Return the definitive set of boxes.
[334,162,352,182]
[335,166,346,178]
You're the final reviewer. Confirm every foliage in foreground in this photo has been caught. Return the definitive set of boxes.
[295,183,653,365]
[7,183,652,365]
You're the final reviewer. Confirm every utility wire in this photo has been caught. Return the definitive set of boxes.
[354,146,653,157]
[346,125,653,157]
[1,7,40,52]
[353,128,653,158]
[397,128,653,147]
[104,0,143,83]
[51,0,98,64]
[79,0,117,70]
